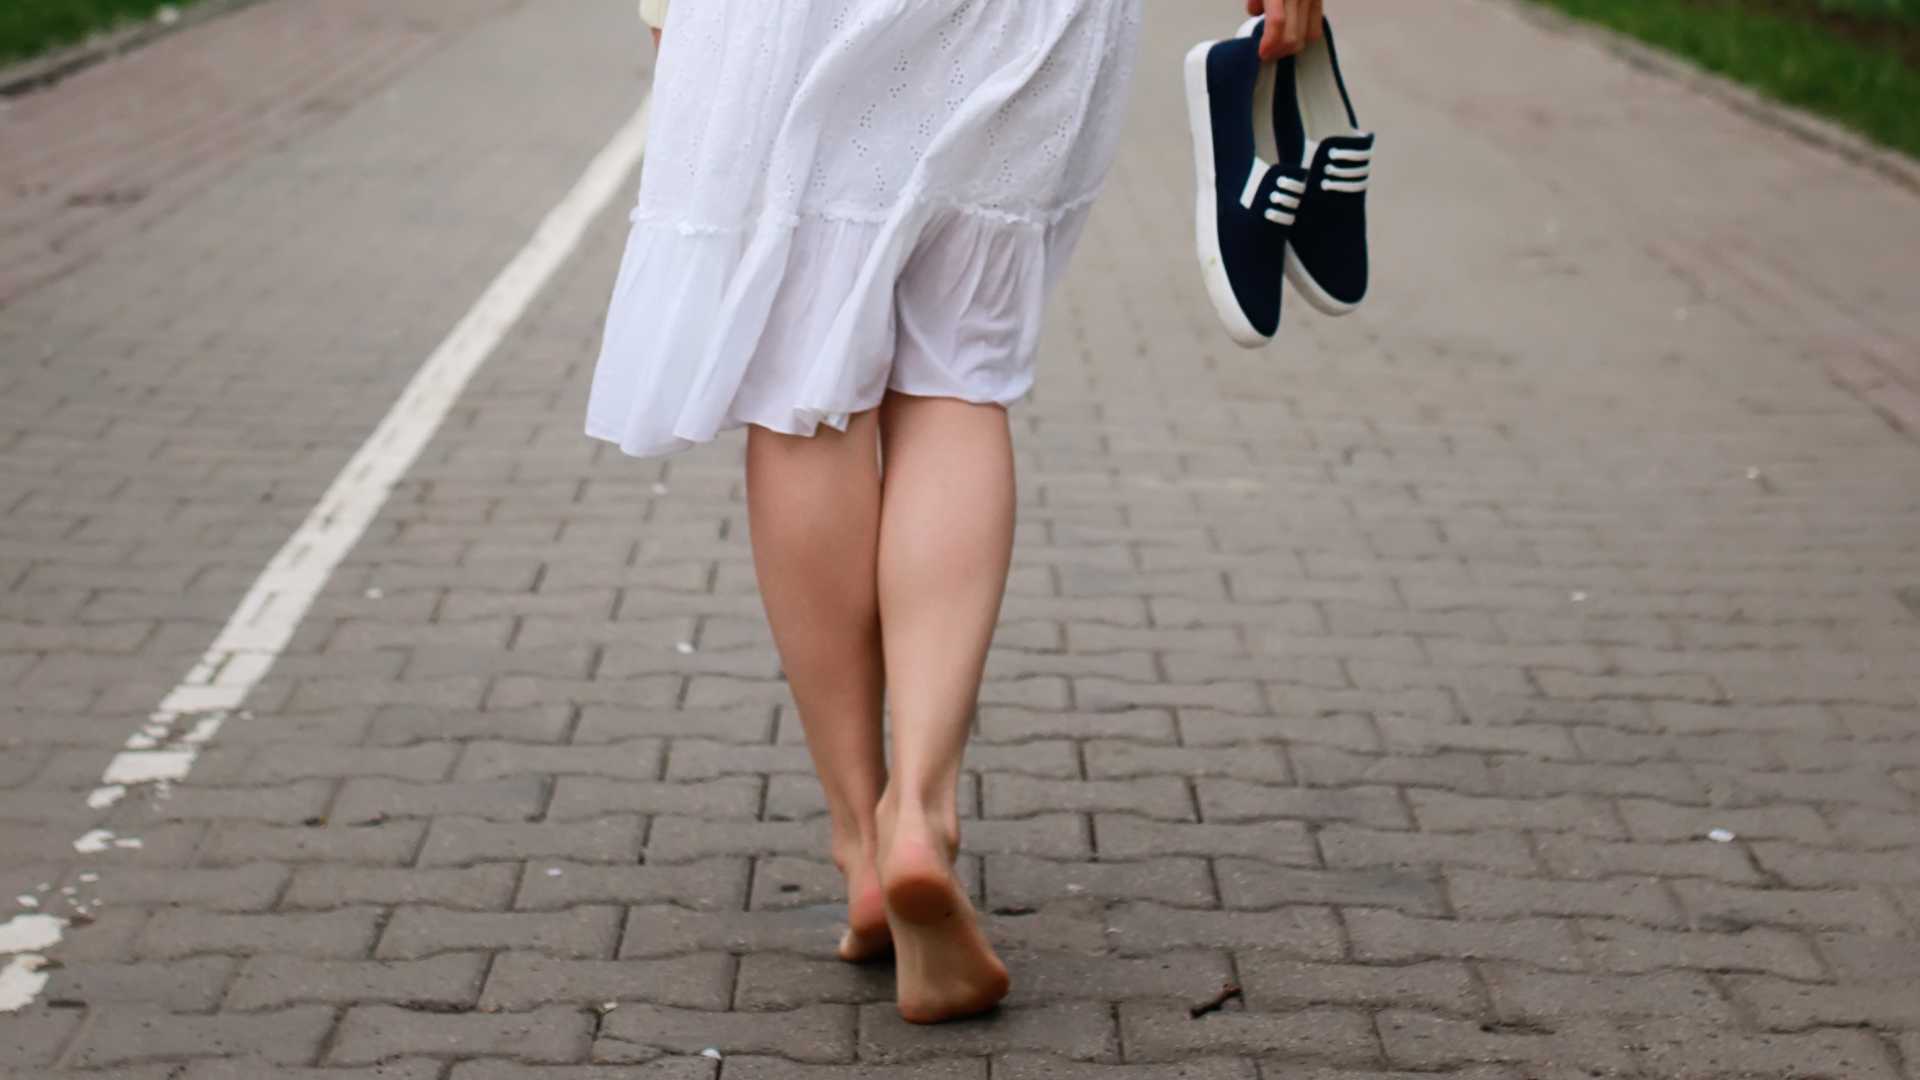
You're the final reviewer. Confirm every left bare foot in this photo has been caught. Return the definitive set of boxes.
[837,850,893,963]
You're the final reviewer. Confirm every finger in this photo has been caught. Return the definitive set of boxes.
[1308,0,1325,41]
[1260,0,1287,60]
[1283,0,1306,55]
[1247,0,1262,17]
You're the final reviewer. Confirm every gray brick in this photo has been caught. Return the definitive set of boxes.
[482,953,733,1011]
[83,863,288,911]
[452,1063,715,1080]
[1579,920,1826,980]
[620,906,845,960]
[228,953,488,1010]
[996,1058,1252,1080]
[1094,814,1316,864]
[726,1060,979,1080]
[1623,1019,1900,1080]
[457,738,664,780]
[419,815,644,865]
[598,1004,855,1064]
[1377,1010,1634,1073]
[1237,957,1478,1015]
[1728,974,1920,1030]
[1673,880,1907,935]
[200,821,426,865]
[1484,964,1733,1022]
[378,906,622,959]
[1118,1002,1376,1064]
[517,857,749,910]
[1617,798,1834,845]
[1106,903,1343,959]
[1218,861,1446,916]
[548,776,760,820]
[42,957,236,1012]
[1448,869,1683,925]
[71,1005,335,1067]
[1347,910,1583,969]
[331,1004,592,1065]
[1198,780,1409,829]
[986,854,1214,908]
[284,863,518,909]
[731,953,893,1010]
[335,777,545,823]
[139,908,382,960]
[859,1001,1114,1063]
[187,1060,443,1080]
[1318,824,1538,873]
[0,1008,81,1067]
[1410,790,1621,838]
[1082,741,1289,782]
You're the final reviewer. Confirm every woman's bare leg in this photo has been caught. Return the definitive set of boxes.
[873,391,1015,1022]
[745,413,891,962]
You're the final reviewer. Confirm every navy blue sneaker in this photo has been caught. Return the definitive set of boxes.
[1268,17,1374,315]
[1184,21,1296,348]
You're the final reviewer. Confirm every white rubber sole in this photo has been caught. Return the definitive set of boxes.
[1183,40,1270,350]
[1284,245,1359,317]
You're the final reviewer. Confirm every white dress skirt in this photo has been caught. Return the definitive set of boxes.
[587,0,1144,458]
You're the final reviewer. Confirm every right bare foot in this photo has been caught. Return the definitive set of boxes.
[879,818,1010,1023]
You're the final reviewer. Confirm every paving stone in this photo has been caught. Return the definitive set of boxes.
[1622,1019,1901,1080]
[283,863,518,909]
[1447,869,1684,926]
[1093,814,1316,863]
[516,857,749,910]
[1117,1002,1377,1064]
[451,1063,715,1080]
[983,775,1193,820]
[41,957,237,1012]
[186,1062,444,1080]
[200,821,427,865]
[227,953,488,1010]
[725,1060,980,1080]
[377,906,623,959]
[859,1001,1114,1063]
[418,815,645,865]
[331,1004,593,1065]
[1578,920,1826,980]
[1346,910,1584,970]
[1236,957,1479,1015]
[1197,781,1409,829]
[1106,903,1344,959]
[548,776,760,821]
[994,1055,1254,1080]
[1217,861,1447,916]
[597,1004,856,1064]
[334,777,546,823]
[481,953,734,1011]
[70,1005,336,1067]
[1376,1010,1635,1073]
[985,854,1214,908]
[1484,964,1734,1023]
[138,908,383,960]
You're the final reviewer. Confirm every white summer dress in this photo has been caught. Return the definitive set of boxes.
[586,0,1144,458]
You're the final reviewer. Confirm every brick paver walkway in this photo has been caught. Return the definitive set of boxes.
[3,1,1918,1077]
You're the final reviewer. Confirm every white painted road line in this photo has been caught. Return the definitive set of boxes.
[0,96,653,1014]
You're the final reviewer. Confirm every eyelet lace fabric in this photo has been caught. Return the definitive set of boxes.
[588,0,1143,458]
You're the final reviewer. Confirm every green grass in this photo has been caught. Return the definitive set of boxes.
[0,0,206,66]
[1531,0,1920,159]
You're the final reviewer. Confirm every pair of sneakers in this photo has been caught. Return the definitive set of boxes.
[1185,15,1374,347]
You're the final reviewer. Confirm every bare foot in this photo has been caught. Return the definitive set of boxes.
[880,820,1010,1023]
[838,857,892,963]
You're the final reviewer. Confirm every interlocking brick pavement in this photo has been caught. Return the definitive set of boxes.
[3,0,1920,1077]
